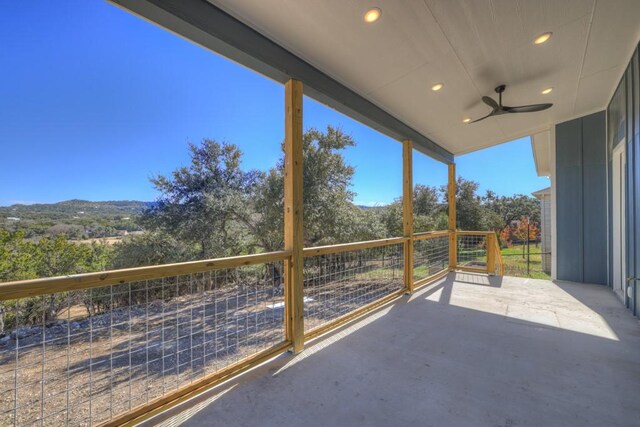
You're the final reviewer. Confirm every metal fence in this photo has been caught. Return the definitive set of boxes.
[413,233,449,282]
[302,241,404,335]
[456,233,488,268]
[0,254,288,426]
[500,245,551,278]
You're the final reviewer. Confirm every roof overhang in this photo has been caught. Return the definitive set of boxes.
[531,130,551,177]
[108,0,453,164]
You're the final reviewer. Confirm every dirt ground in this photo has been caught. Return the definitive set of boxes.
[0,275,402,426]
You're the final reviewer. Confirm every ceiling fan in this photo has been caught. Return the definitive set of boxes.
[470,84,553,123]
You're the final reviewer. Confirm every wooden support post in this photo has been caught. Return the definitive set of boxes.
[403,140,414,293]
[448,163,457,270]
[284,79,304,353]
[487,233,496,275]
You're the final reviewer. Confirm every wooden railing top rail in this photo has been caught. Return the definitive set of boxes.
[454,230,494,236]
[0,250,292,301]
[302,237,406,257]
[0,230,505,301]
[413,230,449,240]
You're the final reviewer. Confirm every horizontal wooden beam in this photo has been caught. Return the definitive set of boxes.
[454,231,493,236]
[0,231,495,301]
[302,237,406,257]
[413,231,449,241]
[0,251,291,301]
[107,0,453,164]
[413,268,450,290]
[455,266,488,274]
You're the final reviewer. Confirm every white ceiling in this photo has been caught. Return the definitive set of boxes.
[208,0,640,156]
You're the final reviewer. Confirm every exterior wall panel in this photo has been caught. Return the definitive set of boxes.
[556,112,607,284]
[556,119,584,282]
[582,112,607,285]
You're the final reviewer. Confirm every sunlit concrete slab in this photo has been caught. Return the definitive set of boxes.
[148,273,640,427]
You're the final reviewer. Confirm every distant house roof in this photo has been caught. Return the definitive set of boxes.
[532,187,551,199]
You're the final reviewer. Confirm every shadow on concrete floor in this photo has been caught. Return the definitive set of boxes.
[146,272,640,427]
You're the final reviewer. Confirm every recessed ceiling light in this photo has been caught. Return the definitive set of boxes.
[534,32,552,45]
[541,87,553,95]
[364,8,382,23]
[463,118,471,123]
[431,83,444,91]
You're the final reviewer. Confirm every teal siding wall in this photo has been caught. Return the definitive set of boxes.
[556,111,607,284]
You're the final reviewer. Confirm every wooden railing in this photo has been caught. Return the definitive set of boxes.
[0,230,502,426]
[451,231,499,274]
[0,250,294,427]
[0,251,292,301]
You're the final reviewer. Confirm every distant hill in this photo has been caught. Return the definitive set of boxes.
[0,200,153,221]
[2,200,384,218]
[357,204,388,211]
[0,199,155,240]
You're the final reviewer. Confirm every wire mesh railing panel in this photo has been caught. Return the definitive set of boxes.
[0,261,285,426]
[457,234,487,267]
[500,248,551,279]
[413,236,449,282]
[302,244,404,332]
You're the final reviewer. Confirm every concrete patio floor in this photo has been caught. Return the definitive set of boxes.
[147,272,640,427]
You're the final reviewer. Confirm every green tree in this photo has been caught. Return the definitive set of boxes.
[0,231,111,330]
[243,126,370,248]
[343,206,386,242]
[414,184,440,217]
[238,168,284,253]
[483,192,540,230]
[141,140,260,258]
[379,184,444,236]
[110,232,197,269]
[378,202,403,237]
[0,230,38,283]
[441,177,485,230]
[34,236,111,324]
[413,184,442,232]
[298,127,358,245]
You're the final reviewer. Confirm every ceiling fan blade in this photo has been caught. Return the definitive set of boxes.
[482,96,500,111]
[469,112,495,123]
[469,108,511,123]
[504,103,553,113]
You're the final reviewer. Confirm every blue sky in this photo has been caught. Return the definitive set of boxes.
[0,1,548,207]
